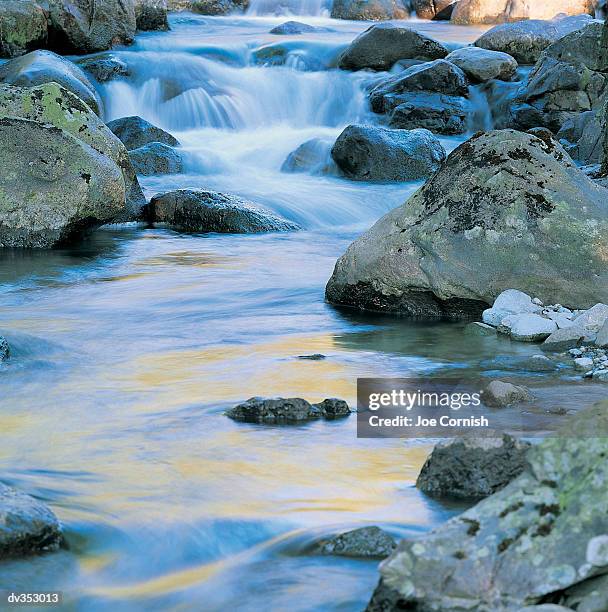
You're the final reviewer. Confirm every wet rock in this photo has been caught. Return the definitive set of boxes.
[482,380,532,407]
[270,21,324,35]
[331,0,409,21]
[0,0,48,58]
[47,0,136,53]
[523,354,557,371]
[0,482,63,558]
[188,0,248,15]
[135,0,169,31]
[297,354,326,360]
[574,356,594,370]
[129,142,183,175]
[315,526,397,558]
[325,130,608,318]
[412,0,456,20]
[281,138,335,174]
[464,322,496,336]
[77,54,130,83]
[146,189,300,233]
[225,396,351,423]
[474,15,595,64]
[107,116,180,151]
[452,0,595,25]
[0,82,145,221]
[369,401,608,611]
[0,336,9,361]
[337,23,448,71]
[542,326,589,352]
[557,110,603,166]
[331,125,446,182]
[417,432,531,499]
[509,313,558,342]
[0,50,101,115]
[445,46,517,82]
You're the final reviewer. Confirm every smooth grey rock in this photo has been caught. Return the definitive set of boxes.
[557,110,603,165]
[464,322,496,336]
[482,380,531,407]
[225,397,351,423]
[315,526,397,558]
[78,54,130,83]
[563,573,608,612]
[107,116,180,151]
[523,354,557,371]
[417,433,531,499]
[596,320,608,348]
[0,336,9,361]
[446,46,517,81]
[135,0,169,31]
[573,303,608,331]
[338,23,448,71]
[574,357,594,370]
[330,0,409,21]
[0,0,48,58]
[129,142,183,175]
[331,125,446,182]
[0,50,101,115]
[0,482,63,557]
[493,289,540,316]
[509,313,557,342]
[542,326,588,352]
[146,189,299,233]
[281,138,335,174]
[325,130,608,318]
[269,21,322,34]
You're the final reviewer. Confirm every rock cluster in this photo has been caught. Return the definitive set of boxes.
[225,397,352,423]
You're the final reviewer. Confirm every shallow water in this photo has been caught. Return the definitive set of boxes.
[1,12,607,612]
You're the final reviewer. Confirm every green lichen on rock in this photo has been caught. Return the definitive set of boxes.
[0,0,47,58]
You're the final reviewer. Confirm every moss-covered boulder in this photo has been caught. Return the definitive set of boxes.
[0,0,48,58]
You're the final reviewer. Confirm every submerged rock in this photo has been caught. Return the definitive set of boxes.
[270,21,324,35]
[445,46,517,82]
[0,336,9,361]
[368,401,608,610]
[107,116,180,151]
[77,54,130,83]
[315,526,397,559]
[0,50,101,115]
[331,0,409,21]
[225,397,351,423]
[135,0,169,31]
[482,380,532,407]
[146,189,299,233]
[129,142,183,175]
[325,130,608,318]
[338,23,448,71]
[0,0,48,58]
[417,433,531,499]
[331,125,446,182]
[281,137,335,174]
[0,482,63,557]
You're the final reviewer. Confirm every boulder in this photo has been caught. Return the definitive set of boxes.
[129,142,183,175]
[573,303,608,331]
[325,130,608,318]
[0,0,48,58]
[0,336,9,361]
[314,526,397,559]
[482,290,542,328]
[542,326,589,351]
[474,15,595,64]
[0,50,101,115]
[330,125,446,182]
[330,0,409,21]
[77,54,130,83]
[0,482,63,557]
[482,380,532,407]
[337,23,448,71]
[368,401,608,611]
[596,320,608,348]
[0,82,145,220]
[225,397,351,423]
[107,115,180,150]
[412,0,457,20]
[145,189,300,233]
[445,46,517,82]
[135,0,169,30]
[47,0,136,53]
[451,0,595,25]
[0,116,126,247]
[417,433,530,499]
[509,313,558,341]
[557,110,603,165]
[270,21,324,35]
[281,138,335,174]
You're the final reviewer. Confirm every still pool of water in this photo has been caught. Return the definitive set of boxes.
[1,12,607,611]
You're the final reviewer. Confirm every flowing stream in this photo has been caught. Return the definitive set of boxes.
[1,12,607,612]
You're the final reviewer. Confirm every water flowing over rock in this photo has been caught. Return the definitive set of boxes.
[331,125,446,182]
[331,0,409,21]
[452,0,595,25]
[445,46,517,82]
[281,138,336,174]
[314,526,397,558]
[47,0,137,53]
[337,23,448,71]
[77,54,130,83]
[145,189,300,233]
[269,21,325,34]
[225,397,351,423]
[367,401,608,611]
[0,50,101,115]
[107,116,180,151]
[325,130,608,318]
[474,14,595,64]
[416,433,531,499]
[0,0,48,58]
[0,482,63,557]
[135,0,169,30]
[129,142,183,175]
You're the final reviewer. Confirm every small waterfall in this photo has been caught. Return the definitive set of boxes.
[246,0,332,17]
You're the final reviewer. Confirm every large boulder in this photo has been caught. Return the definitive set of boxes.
[129,142,183,175]
[0,116,125,247]
[0,482,63,557]
[0,0,48,58]
[47,0,137,53]
[474,14,595,64]
[331,125,446,182]
[452,0,595,25]
[145,189,300,233]
[107,115,180,150]
[337,24,448,71]
[416,433,531,499]
[0,82,145,220]
[445,46,517,82]
[330,0,409,21]
[0,50,101,115]
[135,0,169,30]
[367,401,608,611]
[325,130,608,318]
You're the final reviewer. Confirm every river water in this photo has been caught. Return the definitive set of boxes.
[1,11,607,612]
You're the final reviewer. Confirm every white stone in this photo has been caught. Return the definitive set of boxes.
[574,357,594,370]
[497,314,518,334]
[482,308,511,327]
[510,314,558,342]
[595,319,608,348]
[493,289,540,315]
[545,311,574,329]
[587,535,608,566]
